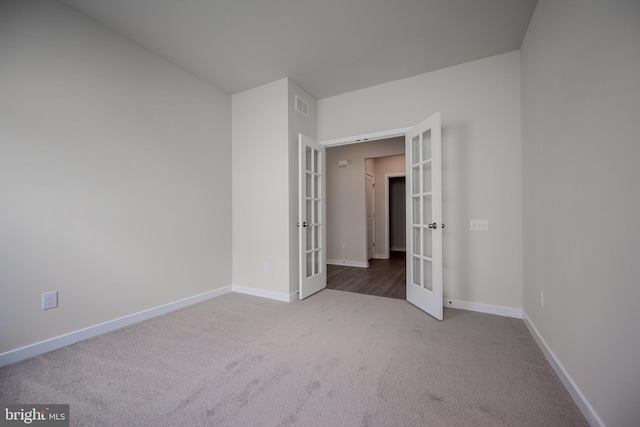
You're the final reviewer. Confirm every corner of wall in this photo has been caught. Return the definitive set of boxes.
[287,80,318,296]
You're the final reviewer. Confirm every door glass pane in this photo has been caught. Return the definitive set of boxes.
[412,256,421,286]
[314,174,320,198]
[306,172,312,196]
[412,196,420,225]
[422,259,433,291]
[313,225,319,250]
[423,228,432,258]
[412,227,421,255]
[306,251,313,278]
[314,200,320,223]
[422,161,431,193]
[313,150,319,174]
[421,130,431,161]
[306,199,312,222]
[422,194,432,224]
[306,225,313,250]
[411,136,420,164]
[412,166,420,195]
[306,147,312,172]
[314,250,320,275]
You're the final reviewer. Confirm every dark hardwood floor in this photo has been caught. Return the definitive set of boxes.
[327,251,406,299]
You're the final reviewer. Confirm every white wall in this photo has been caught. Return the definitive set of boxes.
[232,79,289,296]
[319,52,523,310]
[288,81,317,295]
[521,1,640,426]
[232,78,316,299]
[326,138,405,266]
[0,0,232,354]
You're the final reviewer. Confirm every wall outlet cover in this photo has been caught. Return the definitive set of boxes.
[42,291,58,310]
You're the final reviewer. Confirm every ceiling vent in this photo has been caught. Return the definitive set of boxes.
[295,95,309,117]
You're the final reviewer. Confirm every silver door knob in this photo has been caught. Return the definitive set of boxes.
[297,221,309,228]
[428,223,438,229]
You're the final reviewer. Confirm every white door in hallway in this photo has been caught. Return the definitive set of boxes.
[406,112,443,320]
[366,173,375,260]
[298,134,327,299]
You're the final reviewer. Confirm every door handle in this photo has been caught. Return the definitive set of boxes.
[428,223,445,229]
[296,221,309,228]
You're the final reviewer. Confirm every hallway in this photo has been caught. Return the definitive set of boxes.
[327,251,406,299]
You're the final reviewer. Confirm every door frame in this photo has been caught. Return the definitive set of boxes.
[320,124,442,317]
[321,128,411,265]
[321,127,411,148]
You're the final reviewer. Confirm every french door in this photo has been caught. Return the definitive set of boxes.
[406,112,443,320]
[298,134,327,299]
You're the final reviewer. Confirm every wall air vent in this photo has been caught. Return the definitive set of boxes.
[295,95,309,117]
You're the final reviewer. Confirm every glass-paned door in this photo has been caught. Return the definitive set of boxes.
[299,134,326,299]
[406,113,443,320]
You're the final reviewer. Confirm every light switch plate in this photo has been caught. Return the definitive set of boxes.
[470,220,489,232]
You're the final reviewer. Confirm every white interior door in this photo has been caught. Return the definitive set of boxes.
[366,173,375,260]
[299,134,327,299]
[406,112,443,320]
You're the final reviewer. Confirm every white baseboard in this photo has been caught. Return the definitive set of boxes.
[0,286,233,368]
[374,253,389,259]
[522,313,603,427]
[232,285,297,302]
[390,247,406,252]
[327,259,369,268]
[443,298,523,319]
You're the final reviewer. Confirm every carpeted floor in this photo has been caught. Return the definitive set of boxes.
[0,290,587,426]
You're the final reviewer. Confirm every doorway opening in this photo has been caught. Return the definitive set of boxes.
[325,138,406,299]
[388,175,406,254]
[304,112,442,319]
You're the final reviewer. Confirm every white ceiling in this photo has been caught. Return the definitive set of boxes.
[59,0,538,99]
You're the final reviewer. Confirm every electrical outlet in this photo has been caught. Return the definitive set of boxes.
[539,289,544,308]
[42,291,58,310]
[263,262,270,273]
[470,219,489,232]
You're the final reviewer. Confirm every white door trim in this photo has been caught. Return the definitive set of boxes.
[320,127,412,147]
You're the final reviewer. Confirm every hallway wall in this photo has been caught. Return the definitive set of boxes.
[326,138,404,267]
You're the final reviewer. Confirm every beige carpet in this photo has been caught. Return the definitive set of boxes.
[0,290,587,426]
